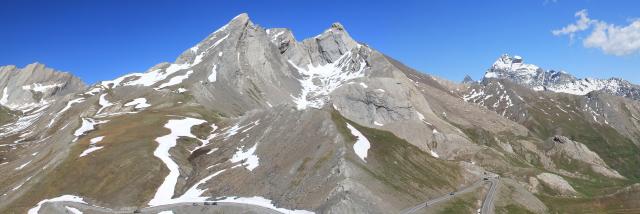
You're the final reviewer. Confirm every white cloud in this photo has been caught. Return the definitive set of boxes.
[552,10,593,41]
[553,9,640,56]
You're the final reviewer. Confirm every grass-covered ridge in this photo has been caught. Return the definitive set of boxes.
[330,110,462,199]
[0,105,16,126]
[524,100,640,181]
[539,184,640,214]
[2,107,219,213]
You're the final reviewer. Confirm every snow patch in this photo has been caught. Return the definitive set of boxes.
[79,146,103,157]
[156,70,194,89]
[484,71,499,79]
[289,49,367,110]
[0,87,8,105]
[65,206,83,214]
[1,103,50,138]
[223,120,260,141]
[193,123,219,152]
[149,117,207,206]
[177,169,227,202]
[79,136,105,157]
[48,97,85,127]
[124,98,151,110]
[346,123,371,162]
[73,118,107,142]
[429,150,440,158]
[96,94,113,115]
[230,143,260,171]
[15,160,32,170]
[22,83,64,93]
[208,64,218,82]
[28,195,86,214]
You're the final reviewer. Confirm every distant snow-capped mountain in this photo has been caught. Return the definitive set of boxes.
[483,54,640,100]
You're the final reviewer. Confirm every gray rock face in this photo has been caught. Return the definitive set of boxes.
[536,173,577,196]
[545,136,624,179]
[0,63,86,111]
[462,75,475,84]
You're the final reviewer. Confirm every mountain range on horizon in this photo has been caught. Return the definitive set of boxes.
[1,13,640,214]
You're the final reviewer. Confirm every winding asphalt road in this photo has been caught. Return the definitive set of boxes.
[481,178,499,214]
[39,178,501,214]
[400,177,499,214]
[43,201,283,214]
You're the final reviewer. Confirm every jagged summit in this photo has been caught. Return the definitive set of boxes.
[330,22,346,31]
[0,63,86,111]
[482,54,640,100]
[462,74,475,84]
[232,12,250,21]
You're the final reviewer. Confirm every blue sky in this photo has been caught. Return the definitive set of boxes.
[1,0,638,84]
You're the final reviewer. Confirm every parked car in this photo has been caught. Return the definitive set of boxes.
[449,192,455,196]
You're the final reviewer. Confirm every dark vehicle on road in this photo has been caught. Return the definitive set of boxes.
[449,192,455,195]
[483,177,489,181]
[133,210,141,213]
[212,202,218,205]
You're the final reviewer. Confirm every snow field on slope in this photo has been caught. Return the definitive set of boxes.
[149,117,206,206]
[345,123,371,162]
[289,49,367,110]
[124,98,151,110]
[96,94,113,114]
[73,118,107,142]
[156,70,194,90]
[79,136,105,157]
[47,97,85,127]
[28,195,86,214]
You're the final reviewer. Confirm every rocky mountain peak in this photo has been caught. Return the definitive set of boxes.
[330,22,346,31]
[462,74,473,83]
[482,54,640,100]
[0,63,86,111]
[487,54,541,77]
[231,12,250,22]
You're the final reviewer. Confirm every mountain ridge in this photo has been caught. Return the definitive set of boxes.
[1,13,639,214]
[482,54,640,100]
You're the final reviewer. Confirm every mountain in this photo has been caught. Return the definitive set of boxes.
[484,54,640,100]
[462,74,475,84]
[0,63,86,138]
[0,63,86,111]
[1,13,639,214]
